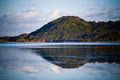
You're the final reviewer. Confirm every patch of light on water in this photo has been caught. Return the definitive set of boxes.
[0,42,120,47]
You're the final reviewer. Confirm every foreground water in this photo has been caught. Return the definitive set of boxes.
[0,42,120,80]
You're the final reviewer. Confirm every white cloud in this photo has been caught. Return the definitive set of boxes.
[17,10,40,19]
[0,9,69,37]
[78,8,120,21]
[50,9,68,19]
[50,65,67,74]
[19,65,40,73]
[78,62,120,74]
[2,10,42,23]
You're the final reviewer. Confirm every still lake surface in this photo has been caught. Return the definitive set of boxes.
[0,42,120,80]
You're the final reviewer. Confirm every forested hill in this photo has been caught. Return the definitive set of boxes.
[0,16,120,42]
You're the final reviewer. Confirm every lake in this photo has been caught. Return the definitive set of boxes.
[0,42,120,80]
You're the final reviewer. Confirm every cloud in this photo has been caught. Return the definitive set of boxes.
[19,65,40,74]
[50,9,68,19]
[0,11,41,36]
[78,8,120,21]
[49,64,67,74]
[78,62,120,74]
[0,9,69,37]
[107,8,120,20]
[24,10,39,18]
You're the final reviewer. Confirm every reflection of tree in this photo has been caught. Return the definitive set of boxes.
[32,45,120,68]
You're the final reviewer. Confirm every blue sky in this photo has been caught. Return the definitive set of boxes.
[0,0,120,15]
[0,0,120,36]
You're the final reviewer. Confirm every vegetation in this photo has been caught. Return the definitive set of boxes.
[0,16,120,42]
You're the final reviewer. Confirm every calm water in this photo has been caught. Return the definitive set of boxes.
[0,42,120,80]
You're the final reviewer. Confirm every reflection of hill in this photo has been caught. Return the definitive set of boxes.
[31,45,120,68]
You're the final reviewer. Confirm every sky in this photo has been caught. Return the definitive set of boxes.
[0,0,120,36]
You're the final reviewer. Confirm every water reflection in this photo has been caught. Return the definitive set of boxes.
[31,45,120,68]
[0,43,120,80]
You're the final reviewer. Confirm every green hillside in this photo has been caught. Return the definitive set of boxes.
[26,16,93,42]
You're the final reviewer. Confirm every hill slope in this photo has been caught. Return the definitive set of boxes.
[26,16,93,42]
[0,16,120,42]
